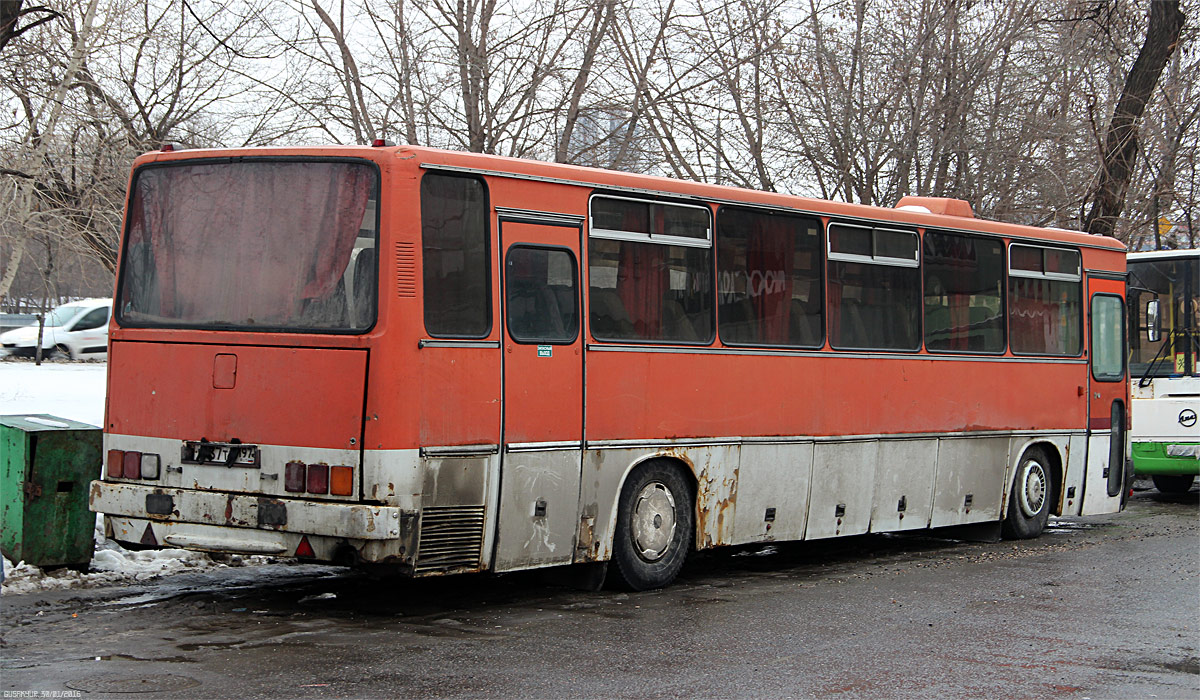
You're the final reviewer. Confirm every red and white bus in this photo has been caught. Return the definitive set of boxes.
[91,144,1130,590]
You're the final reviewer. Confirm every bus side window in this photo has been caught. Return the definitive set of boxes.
[924,231,1005,353]
[422,174,490,338]
[716,206,823,348]
[1008,244,1082,356]
[828,223,920,351]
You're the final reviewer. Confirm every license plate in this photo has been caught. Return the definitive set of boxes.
[181,441,260,467]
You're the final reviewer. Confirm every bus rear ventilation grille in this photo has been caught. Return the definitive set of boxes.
[395,241,417,298]
[414,505,485,573]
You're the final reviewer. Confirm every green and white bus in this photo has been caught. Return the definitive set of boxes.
[1127,249,1199,493]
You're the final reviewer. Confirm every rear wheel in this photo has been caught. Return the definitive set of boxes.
[610,460,692,591]
[1002,447,1052,539]
[1151,474,1196,494]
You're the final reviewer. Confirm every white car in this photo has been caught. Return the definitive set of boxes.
[0,298,112,360]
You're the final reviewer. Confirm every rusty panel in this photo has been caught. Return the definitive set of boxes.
[492,449,581,572]
[930,437,1009,528]
[730,443,813,545]
[869,439,937,532]
[693,446,740,549]
[805,441,877,540]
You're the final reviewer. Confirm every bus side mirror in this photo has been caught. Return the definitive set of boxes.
[1146,298,1161,342]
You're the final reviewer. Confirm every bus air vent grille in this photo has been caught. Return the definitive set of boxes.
[396,241,417,298]
[415,505,485,573]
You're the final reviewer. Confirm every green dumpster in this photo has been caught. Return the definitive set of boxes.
[1,414,102,568]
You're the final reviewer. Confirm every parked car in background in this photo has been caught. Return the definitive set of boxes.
[0,299,112,360]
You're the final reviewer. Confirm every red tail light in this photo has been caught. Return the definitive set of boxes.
[107,450,124,478]
[307,464,329,494]
[285,461,306,492]
[122,451,142,479]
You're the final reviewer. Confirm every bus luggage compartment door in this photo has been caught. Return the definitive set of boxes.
[106,341,367,499]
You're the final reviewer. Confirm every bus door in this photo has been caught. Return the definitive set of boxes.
[1082,277,1128,513]
[493,214,585,571]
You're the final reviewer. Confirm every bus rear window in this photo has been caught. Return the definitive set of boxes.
[118,159,378,332]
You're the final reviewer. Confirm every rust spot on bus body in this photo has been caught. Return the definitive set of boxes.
[695,461,738,550]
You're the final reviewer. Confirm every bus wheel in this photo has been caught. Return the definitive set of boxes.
[610,461,692,591]
[1151,474,1195,494]
[1002,447,1051,540]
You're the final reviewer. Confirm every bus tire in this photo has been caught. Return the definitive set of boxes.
[1002,447,1052,540]
[1151,474,1195,494]
[610,460,692,591]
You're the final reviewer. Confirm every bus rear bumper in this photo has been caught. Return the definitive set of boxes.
[1130,441,1200,476]
[89,481,414,563]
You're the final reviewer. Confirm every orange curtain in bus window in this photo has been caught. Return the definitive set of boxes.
[616,204,665,338]
[617,242,666,338]
[748,217,794,344]
[1012,278,1060,353]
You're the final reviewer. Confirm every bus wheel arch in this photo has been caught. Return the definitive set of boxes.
[607,456,696,591]
[1002,444,1057,539]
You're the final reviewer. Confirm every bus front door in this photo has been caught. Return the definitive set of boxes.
[493,216,585,571]
[1082,281,1128,514]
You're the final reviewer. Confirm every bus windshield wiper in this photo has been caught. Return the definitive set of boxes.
[1140,329,1178,387]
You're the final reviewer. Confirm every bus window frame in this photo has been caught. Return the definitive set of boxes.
[1090,292,1127,383]
[115,155,382,336]
[1006,242,1084,358]
[586,192,716,346]
[714,204,826,350]
[421,171,494,340]
[503,243,581,346]
[826,220,922,352]
[921,229,1008,356]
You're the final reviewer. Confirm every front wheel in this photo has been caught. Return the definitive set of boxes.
[1152,474,1195,494]
[1002,447,1052,540]
[610,460,693,591]
[53,344,73,360]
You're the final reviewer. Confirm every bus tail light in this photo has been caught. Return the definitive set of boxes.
[107,450,124,478]
[307,464,329,494]
[106,449,162,480]
[330,466,353,496]
[284,462,353,495]
[285,461,306,492]
[140,454,161,480]
[122,451,142,479]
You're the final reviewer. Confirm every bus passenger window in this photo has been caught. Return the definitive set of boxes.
[588,196,713,344]
[422,174,490,337]
[924,231,1005,353]
[827,223,920,351]
[505,247,578,344]
[716,206,823,348]
[1008,244,1082,355]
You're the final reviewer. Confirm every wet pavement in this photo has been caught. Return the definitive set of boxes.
[2,486,1197,699]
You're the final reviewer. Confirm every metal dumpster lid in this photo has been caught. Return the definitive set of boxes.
[0,414,100,432]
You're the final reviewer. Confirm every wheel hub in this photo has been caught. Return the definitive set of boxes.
[1018,459,1047,518]
[631,481,677,562]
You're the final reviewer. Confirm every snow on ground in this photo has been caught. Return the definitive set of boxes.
[0,358,107,427]
[1,358,273,595]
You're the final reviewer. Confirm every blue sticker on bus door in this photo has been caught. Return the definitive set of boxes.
[537,345,552,358]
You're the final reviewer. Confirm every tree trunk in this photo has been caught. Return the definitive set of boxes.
[1083,1,1185,238]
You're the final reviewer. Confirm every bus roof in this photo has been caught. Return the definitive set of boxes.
[132,143,1127,253]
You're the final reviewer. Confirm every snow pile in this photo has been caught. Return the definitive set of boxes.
[2,532,273,596]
